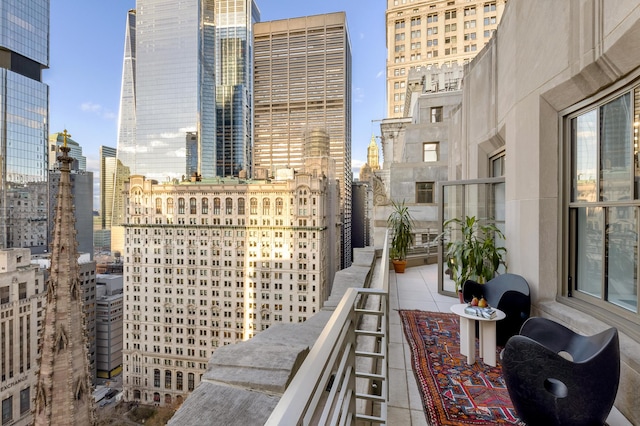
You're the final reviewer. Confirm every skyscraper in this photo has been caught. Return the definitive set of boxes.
[254,13,353,268]
[115,0,258,183]
[0,0,49,251]
[215,0,260,177]
[385,0,507,117]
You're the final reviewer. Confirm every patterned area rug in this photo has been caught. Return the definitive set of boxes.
[399,310,524,425]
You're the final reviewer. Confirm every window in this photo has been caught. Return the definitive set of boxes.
[416,182,435,204]
[464,32,476,41]
[0,286,8,304]
[464,20,476,29]
[411,30,421,38]
[567,83,640,317]
[464,6,476,15]
[426,27,437,36]
[412,16,422,26]
[18,283,26,300]
[250,198,258,215]
[423,143,439,162]
[2,396,11,425]
[484,29,494,38]
[190,198,197,214]
[395,33,405,41]
[238,198,245,215]
[156,198,162,214]
[395,20,405,29]
[445,36,457,44]
[484,16,497,25]
[188,373,195,391]
[484,2,497,13]
[445,23,457,32]
[20,388,29,415]
[154,369,160,387]
[213,198,221,215]
[178,198,185,215]
[414,41,424,49]
[430,106,443,123]
[176,372,183,390]
[445,9,456,20]
[395,44,405,52]
[165,370,172,389]
[201,198,208,214]
[426,13,437,23]
[167,198,174,214]
[464,44,477,52]
[225,198,233,215]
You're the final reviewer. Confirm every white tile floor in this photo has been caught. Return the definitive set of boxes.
[386,263,631,426]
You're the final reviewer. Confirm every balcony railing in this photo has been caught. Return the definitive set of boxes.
[266,232,390,425]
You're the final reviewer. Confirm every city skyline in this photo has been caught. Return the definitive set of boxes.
[47,0,387,209]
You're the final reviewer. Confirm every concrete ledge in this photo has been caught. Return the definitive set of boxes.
[169,247,378,425]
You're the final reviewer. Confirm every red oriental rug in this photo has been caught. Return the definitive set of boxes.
[399,310,524,425]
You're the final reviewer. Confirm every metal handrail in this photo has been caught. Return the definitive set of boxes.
[266,232,389,425]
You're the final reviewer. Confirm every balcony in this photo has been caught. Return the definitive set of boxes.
[169,233,632,425]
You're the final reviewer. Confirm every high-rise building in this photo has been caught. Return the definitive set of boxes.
[49,132,87,172]
[215,0,260,177]
[0,0,49,252]
[115,0,258,183]
[122,161,339,406]
[96,146,117,251]
[95,275,123,379]
[0,249,45,426]
[385,0,507,117]
[254,13,353,268]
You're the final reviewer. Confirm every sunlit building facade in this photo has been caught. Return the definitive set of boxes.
[0,0,49,251]
[386,0,507,117]
[0,249,45,426]
[254,13,352,268]
[122,166,338,406]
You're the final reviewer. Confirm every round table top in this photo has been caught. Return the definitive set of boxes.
[450,303,506,322]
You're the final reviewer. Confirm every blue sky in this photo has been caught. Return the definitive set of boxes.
[46,1,387,208]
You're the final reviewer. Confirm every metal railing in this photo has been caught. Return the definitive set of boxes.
[266,232,390,425]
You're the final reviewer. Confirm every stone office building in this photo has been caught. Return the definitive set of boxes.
[122,162,339,406]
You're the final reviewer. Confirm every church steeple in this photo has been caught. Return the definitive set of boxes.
[367,134,380,171]
[34,130,95,425]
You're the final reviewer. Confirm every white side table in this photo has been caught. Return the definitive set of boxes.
[450,303,506,367]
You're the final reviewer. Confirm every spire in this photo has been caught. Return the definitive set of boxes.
[33,132,95,425]
[367,134,380,171]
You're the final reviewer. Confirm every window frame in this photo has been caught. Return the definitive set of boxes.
[416,182,435,204]
[423,142,439,162]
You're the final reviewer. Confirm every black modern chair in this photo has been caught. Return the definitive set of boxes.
[462,273,530,345]
[501,317,620,426]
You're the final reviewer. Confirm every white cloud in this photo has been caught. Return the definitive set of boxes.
[352,158,366,180]
[80,102,116,121]
[353,87,364,103]
[376,70,384,79]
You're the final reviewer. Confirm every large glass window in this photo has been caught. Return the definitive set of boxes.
[423,142,439,162]
[2,396,11,425]
[20,388,29,415]
[416,182,434,203]
[569,86,639,315]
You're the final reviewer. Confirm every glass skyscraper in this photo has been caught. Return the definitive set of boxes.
[215,0,260,177]
[115,0,258,183]
[0,0,50,251]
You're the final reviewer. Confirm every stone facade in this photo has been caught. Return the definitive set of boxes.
[0,249,45,426]
[122,166,339,406]
[452,0,640,423]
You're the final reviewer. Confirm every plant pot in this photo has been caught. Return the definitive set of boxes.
[392,259,407,273]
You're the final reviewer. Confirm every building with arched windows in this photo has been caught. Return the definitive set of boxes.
[121,163,339,406]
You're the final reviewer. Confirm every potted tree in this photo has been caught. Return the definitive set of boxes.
[442,216,506,301]
[388,200,415,273]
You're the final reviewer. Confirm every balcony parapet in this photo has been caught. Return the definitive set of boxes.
[168,245,379,425]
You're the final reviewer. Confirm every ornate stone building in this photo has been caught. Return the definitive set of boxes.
[33,134,95,425]
[122,162,339,406]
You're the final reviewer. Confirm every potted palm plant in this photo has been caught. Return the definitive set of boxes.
[442,216,506,300]
[388,200,415,273]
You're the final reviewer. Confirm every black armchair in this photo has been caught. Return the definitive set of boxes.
[462,273,530,345]
[501,317,620,426]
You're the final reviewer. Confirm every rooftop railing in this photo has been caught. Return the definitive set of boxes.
[266,232,390,425]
